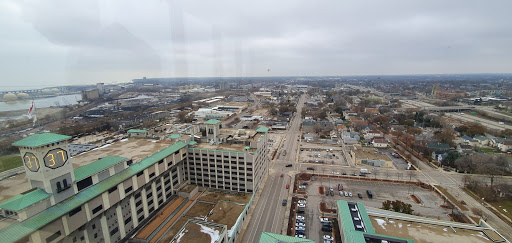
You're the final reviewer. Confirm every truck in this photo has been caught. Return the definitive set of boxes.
[360,168,371,174]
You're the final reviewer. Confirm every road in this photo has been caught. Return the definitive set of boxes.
[242,94,306,242]
[445,113,512,131]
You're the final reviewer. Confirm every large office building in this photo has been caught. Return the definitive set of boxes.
[0,119,270,243]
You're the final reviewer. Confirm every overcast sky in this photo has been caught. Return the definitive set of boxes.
[1,0,511,90]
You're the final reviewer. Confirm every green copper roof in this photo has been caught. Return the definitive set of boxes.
[188,141,197,146]
[0,189,50,211]
[169,134,181,139]
[74,156,127,181]
[255,126,269,133]
[0,141,188,243]
[258,232,314,243]
[12,133,71,148]
[127,129,147,133]
[204,119,221,125]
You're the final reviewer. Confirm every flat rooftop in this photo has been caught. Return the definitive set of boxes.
[370,216,495,243]
[174,220,225,243]
[0,138,170,205]
[158,189,251,242]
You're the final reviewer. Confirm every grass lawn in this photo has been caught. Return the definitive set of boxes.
[477,147,499,154]
[463,188,512,223]
[0,154,23,173]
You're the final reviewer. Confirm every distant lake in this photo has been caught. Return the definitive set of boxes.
[0,94,81,112]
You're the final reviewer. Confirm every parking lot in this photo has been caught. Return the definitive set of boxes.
[298,146,349,166]
[265,133,284,157]
[290,174,452,242]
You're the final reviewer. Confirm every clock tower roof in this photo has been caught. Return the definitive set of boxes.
[12,133,71,148]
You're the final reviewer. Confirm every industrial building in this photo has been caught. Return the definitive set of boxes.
[0,119,270,243]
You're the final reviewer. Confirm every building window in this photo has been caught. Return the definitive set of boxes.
[92,205,103,214]
[125,186,133,194]
[149,172,155,178]
[137,171,144,177]
[110,227,118,236]
[46,231,61,243]
[56,182,62,192]
[108,186,117,194]
[68,207,82,217]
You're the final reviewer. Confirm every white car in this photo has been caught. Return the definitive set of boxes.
[349,192,352,197]
[296,222,306,227]
[295,226,305,231]
[320,217,330,223]
[339,191,343,196]
[298,203,306,208]
[344,191,348,197]
[296,215,305,220]
[323,235,333,240]
[295,234,306,239]
[298,185,306,189]
[298,200,307,204]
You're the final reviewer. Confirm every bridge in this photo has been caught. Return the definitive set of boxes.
[423,106,475,112]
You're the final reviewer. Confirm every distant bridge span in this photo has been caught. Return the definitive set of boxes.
[423,106,475,112]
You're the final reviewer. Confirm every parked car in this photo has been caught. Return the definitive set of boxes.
[296,215,305,220]
[329,186,334,191]
[302,182,309,185]
[323,235,333,240]
[320,217,330,223]
[358,193,363,199]
[282,199,287,206]
[344,191,348,197]
[295,233,306,238]
[286,184,290,189]
[349,192,352,197]
[297,209,305,214]
[296,219,305,223]
[367,190,373,198]
[330,191,334,196]
[342,172,347,175]
[298,203,306,208]
[311,176,315,181]
[325,188,329,196]
[296,222,306,227]
[298,200,307,204]
[280,173,284,177]
[286,164,293,167]
[295,226,305,231]
[299,185,306,189]
[339,191,343,196]
[321,227,332,232]
[306,167,315,170]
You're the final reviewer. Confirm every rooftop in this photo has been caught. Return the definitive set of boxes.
[370,216,495,243]
[204,119,221,125]
[0,188,50,211]
[173,220,226,243]
[73,156,127,181]
[12,133,71,148]
[127,129,147,133]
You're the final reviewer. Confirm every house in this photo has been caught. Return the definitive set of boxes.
[372,137,388,148]
[344,112,358,120]
[459,135,473,145]
[427,143,451,151]
[302,119,334,132]
[473,135,489,146]
[342,131,360,144]
[499,141,512,152]
[364,130,383,140]
[364,108,380,116]
[457,144,474,155]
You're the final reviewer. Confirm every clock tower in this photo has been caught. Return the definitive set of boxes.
[12,132,76,204]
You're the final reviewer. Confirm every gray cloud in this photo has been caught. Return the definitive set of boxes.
[0,0,511,90]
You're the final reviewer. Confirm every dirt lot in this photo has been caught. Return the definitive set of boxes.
[299,146,349,166]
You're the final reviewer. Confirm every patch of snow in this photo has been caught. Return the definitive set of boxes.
[120,138,128,142]
[503,209,508,213]
[398,223,402,228]
[471,232,490,241]
[176,230,187,242]
[199,224,221,243]
[228,212,244,237]
[443,228,448,232]
[407,224,411,227]
[388,220,395,224]
[374,218,387,229]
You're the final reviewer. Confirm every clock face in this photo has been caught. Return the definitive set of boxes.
[44,148,68,169]
[23,152,40,172]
